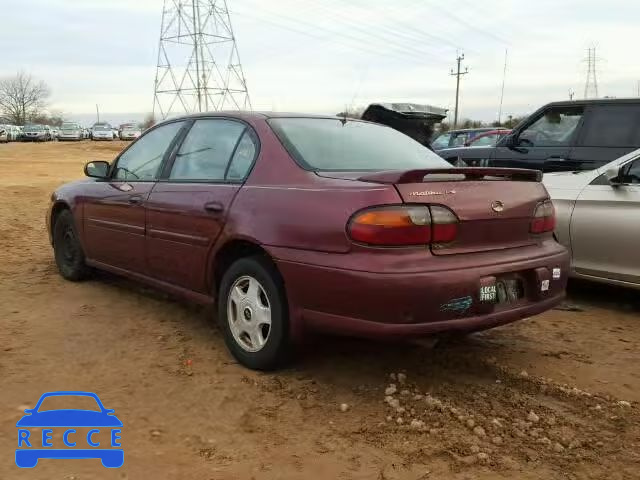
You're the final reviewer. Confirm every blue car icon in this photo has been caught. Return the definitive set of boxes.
[16,391,123,468]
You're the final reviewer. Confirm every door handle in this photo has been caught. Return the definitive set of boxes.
[546,156,567,162]
[204,201,224,213]
[128,195,144,205]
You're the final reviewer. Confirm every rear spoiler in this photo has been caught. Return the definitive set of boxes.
[358,167,542,184]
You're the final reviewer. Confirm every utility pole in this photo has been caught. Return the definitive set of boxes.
[497,49,507,125]
[153,0,251,119]
[450,53,469,128]
[96,104,100,123]
[583,47,599,99]
[569,89,575,100]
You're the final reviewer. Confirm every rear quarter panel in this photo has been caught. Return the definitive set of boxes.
[226,119,401,253]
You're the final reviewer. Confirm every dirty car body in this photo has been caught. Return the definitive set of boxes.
[544,148,640,289]
[48,112,569,368]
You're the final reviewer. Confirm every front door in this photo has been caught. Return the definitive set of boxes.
[492,105,584,171]
[82,121,186,273]
[146,118,259,292]
[570,157,640,284]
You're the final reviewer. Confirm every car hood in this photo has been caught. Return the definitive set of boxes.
[16,410,123,427]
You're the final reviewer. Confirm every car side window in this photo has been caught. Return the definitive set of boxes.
[579,106,640,147]
[620,159,640,184]
[431,133,451,149]
[518,107,583,147]
[113,121,185,181]
[226,129,258,181]
[169,119,246,181]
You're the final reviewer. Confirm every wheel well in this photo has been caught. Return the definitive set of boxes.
[50,202,70,233]
[212,240,273,293]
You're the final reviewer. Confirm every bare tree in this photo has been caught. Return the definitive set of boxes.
[141,113,156,131]
[0,71,50,125]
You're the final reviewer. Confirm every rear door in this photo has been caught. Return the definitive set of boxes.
[492,105,584,171]
[570,104,640,171]
[570,157,640,284]
[82,121,186,274]
[145,118,259,292]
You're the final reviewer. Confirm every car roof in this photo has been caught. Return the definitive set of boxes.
[440,127,495,134]
[157,111,354,124]
[545,98,640,108]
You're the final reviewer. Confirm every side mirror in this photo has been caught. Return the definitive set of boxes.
[605,166,623,185]
[85,161,110,179]
[502,134,516,148]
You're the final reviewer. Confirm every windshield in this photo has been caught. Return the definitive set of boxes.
[93,125,112,131]
[62,123,80,130]
[269,118,450,171]
[37,394,102,412]
[24,125,43,132]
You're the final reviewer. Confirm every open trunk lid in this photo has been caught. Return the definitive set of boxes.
[357,168,548,255]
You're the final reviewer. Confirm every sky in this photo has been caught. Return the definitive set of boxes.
[1,0,639,126]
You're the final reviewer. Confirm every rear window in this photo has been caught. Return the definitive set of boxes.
[269,118,450,171]
[579,105,640,147]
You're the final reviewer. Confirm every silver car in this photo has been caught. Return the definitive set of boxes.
[544,149,640,289]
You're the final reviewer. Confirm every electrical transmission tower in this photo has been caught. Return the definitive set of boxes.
[583,47,599,99]
[450,53,469,128]
[153,0,251,120]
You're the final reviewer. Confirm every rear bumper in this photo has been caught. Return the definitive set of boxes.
[273,242,569,340]
[301,292,563,339]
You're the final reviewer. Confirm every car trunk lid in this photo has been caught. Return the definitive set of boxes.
[353,168,548,255]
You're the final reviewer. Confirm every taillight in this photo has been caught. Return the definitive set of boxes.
[430,206,459,243]
[531,200,555,234]
[348,205,458,246]
[348,206,430,246]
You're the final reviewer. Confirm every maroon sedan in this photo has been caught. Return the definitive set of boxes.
[48,113,569,370]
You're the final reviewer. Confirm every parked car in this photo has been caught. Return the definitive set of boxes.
[0,125,21,142]
[47,113,569,370]
[59,122,84,141]
[544,148,640,289]
[437,99,640,172]
[91,123,115,141]
[464,129,512,147]
[22,124,52,142]
[431,127,495,151]
[119,125,141,141]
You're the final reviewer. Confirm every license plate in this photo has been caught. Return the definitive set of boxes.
[480,278,523,304]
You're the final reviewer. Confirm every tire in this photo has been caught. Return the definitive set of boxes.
[217,256,290,370]
[53,210,91,281]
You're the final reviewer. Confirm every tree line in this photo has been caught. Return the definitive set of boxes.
[0,71,66,126]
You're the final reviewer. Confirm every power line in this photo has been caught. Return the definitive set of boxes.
[450,52,469,128]
[233,3,449,66]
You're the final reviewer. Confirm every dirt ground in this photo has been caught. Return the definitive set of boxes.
[0,141,639,480]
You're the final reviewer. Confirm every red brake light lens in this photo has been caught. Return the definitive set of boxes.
[531,200,555,234]
[348,206,431,246]
[348,205,459,246]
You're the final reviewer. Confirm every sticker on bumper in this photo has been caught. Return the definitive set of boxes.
[440,296,473,313]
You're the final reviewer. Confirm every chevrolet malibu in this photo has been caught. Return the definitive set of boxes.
[47,113,569,370]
